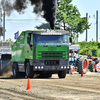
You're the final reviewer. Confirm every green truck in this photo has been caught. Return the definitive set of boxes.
[11,30,70,78]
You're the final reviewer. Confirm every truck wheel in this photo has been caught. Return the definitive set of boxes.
[58,71,66,78]
[19,72,25,78]
[77,57,88,74]
[12,62,19,78]
[66,70,69,74]
[95,60,100,72]
[25,62,33,78]
[89,61,95,72]
[46,74,52,78]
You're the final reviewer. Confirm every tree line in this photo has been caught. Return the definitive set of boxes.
[35,0,90,40]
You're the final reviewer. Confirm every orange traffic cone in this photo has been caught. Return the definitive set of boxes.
[26,78,32,90]
[81,70,83,77]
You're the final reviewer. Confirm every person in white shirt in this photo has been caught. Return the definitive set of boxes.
[72,50,76,63]
[72,50,76,58]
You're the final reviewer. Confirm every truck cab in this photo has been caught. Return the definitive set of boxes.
[12,30,70,78]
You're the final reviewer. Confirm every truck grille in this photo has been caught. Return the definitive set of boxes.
[37,51,66,60]
[45,60,59,65]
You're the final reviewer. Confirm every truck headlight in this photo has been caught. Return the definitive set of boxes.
[41,66,44,69]
[64,66,66,69]
[61,66,63,69]
[67,66,69,69]
[38,66,40,69]
[35,66,37,69]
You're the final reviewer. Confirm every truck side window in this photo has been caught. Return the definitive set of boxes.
[28,33,33,50]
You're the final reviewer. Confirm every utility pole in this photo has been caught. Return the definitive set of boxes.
[0,7,3,37]
[77,34,78,44]
[3,11,5,41]
[86,13,88,41]
[0,7,1,27]
[0,7,1,41]
[96,10,98,42]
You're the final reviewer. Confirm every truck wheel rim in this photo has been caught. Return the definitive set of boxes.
[83,60,87,70]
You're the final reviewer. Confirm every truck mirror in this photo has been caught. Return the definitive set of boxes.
[69,37,72,43]
[27,36,30,44]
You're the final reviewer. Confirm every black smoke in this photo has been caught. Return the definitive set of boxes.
[42,0,57,29]
[0,0,57,29]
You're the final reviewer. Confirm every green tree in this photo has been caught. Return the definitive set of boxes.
[56,0,90,36]
[35,0,90,42]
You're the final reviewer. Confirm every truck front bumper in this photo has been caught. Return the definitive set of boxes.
[33,65,68,71]
[31,60,69,71]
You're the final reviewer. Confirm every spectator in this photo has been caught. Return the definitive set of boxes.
[72,50,76,64]
[87,54,92,59]
[72,50,76,58]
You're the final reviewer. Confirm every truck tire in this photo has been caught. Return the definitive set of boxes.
[47,74,52,78]
[19,72,25,78]
[66,70,69,74]
[77,57,88,74]
[89,61,95,72]
[25,62,33,78]
[58,71,66,78]
[95,60,100,72]
[12,62,19,78]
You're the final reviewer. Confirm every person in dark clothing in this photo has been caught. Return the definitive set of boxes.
[87,54,92,59]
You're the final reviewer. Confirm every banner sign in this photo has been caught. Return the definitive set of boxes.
[14,31,19,39]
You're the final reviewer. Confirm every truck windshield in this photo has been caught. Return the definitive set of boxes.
[34,34,68,45]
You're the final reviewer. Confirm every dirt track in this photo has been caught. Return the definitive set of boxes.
[0,71,100,100]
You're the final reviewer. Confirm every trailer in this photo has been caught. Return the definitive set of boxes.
[11,30,71,78]
[0,41,12,75]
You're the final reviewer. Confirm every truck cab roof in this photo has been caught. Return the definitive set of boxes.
[26,30,69,35]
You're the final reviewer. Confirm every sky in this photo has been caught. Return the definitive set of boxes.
[72,0,100,42]
[0,0,100,42]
